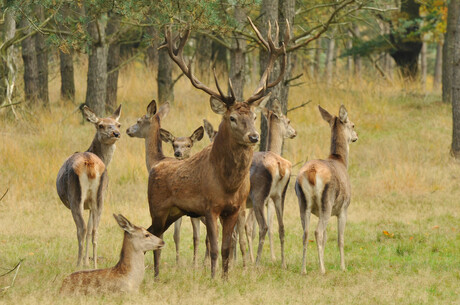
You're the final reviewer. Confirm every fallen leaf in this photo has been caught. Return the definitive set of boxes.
[409,236,414,240]
[432,225,439,229]
[383,230,394,237]
[309,240,314,243]
[29,252,34,256]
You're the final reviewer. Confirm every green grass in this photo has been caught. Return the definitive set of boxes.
[0,64,459,304]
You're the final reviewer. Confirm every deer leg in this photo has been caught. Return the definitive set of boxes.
[173,218,182,265]
[315,213,330,275]
[221,212,239,279]
[149,215,167,278]
[70,205,86,268]
[84,210,93,267]
[245,208,255,263]
[237,208,247,267]
[273,195,286,269]
[205,212,218,279]
[267,200,276,261]
[91,207,102,269]
[190,217,201,267]
[337,209,348,271]
[253,195,269,265]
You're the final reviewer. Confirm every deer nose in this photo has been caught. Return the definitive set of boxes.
[174,151,181,158]
[249,133,259,143]
[113,131,120,138]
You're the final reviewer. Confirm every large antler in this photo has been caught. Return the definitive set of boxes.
[164,26,236,106]
[245,17,290,105]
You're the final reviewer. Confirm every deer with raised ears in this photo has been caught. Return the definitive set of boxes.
[60,214,165,294]
[295,105,358,274]
[56,105,121,269]
[243,98,297,268]
[147,17,289,278]
[160,126,204,160]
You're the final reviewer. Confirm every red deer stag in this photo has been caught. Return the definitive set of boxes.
[56,105,121,269]
[295,105,358,274]
[147,17,289,278]
[60,214,164,294]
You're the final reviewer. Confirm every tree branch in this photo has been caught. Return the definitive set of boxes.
[287,100,311,113]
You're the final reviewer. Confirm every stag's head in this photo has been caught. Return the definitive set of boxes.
[83,104,122,145]
[160,126,204,159]
[126,100,170,138]
[164,17,289,146]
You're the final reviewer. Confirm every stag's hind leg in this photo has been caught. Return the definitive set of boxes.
[173,218,182,264]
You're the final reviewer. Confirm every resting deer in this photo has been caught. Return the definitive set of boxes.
[56,105,121,269]
[60,214,165,294]
[147,17,289,278]
[295,105,358,274]
[126,103,205,266]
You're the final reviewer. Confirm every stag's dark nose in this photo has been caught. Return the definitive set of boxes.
[174,151,181,158]
[249,133,259,143]
[113,131,120,138]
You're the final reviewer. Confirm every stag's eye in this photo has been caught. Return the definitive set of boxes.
[230,116,236,122]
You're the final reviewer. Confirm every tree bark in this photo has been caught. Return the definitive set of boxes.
[258,0,279,152]
[313,38,321,79]
[433,42,442,91]
[58,3,75,102]
[229,4,246,101]
[443,0,459,103]
[278,0,295,114]
[196,33,212,82]
[106,14,121,113]
[20,18,40,106]
[85,14,108,116]
[0,7,17,113]
[353,25,362,78]
[35,5,49,108]
[325,36,335,87]
[145,26,158,68]
[157,48,174,103]
[451,9,460,159]
[420,41,427,88]
[211,38,228,78]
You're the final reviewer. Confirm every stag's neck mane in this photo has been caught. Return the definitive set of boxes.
[210,118,253,193]
[329,118,349,168]
[145,116,166,171]
[87,136,116,166]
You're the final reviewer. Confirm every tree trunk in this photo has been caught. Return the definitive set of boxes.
[278,0,295,114]
[85,14,108,116]
[0,7,17,113]
[229,4,246,101]
[443,0,459,103]
[353,25,362,78]
[451,9,460,159]
[196,34,212,82]
[313,38,321,79]
[146,26,158,68]
[258,0,279,152]
[35,5,49,108]
[211,38,228,78]
[157,48,174,103]
[105,14,121,113]
[58,3,75,102]
[20,18,40,106]
[420,41,427,88]
[346,31,353,73]
[325,36,335,87]
[433,42,442,91]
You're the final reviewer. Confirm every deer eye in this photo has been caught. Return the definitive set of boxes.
[229,116,236,122]
[98,124,104,129]
[144,234,150,238]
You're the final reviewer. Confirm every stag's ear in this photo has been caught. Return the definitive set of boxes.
[113,214,136,234]
[271,99,283,118]
[318,105,333,126]
[210,97,227,115]
[159,128,175,143]
[146,100,157,118]
[339,104,348,123]
[82,105,99,124]
[203,119,216,141]
[190,126,204,143]
[110,104,122,121]
[157,102,170,121]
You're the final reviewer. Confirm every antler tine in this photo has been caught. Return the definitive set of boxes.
[213,68,226,98]
[228,78,236,101]
[284,19,291,44]
[248,17,269,51]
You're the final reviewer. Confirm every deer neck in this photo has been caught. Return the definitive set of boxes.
[266,116,283,155]
[145,116,165,171]
[329,119,349,168]
[113,234,145,287]
[210,120,253,192]
[87,136,116,166]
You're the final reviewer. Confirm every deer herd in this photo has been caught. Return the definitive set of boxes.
[56,18,358,294]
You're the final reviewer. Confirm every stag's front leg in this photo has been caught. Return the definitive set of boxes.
[236,208,247,267]
[221,211,239,279]
[205,212,219,278]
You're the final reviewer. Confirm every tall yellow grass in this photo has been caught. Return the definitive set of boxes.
[0,59,458,304]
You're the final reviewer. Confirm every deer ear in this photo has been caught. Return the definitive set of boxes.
[146,100,157,118]
[157,102,170,121]
[203,119,216,141]
[113,214,136,234]
[253,93,272,108]
[271,99,283,117]
[318,105,333,126]
[159,128,175,143]
[110,104,122,121]
[210,97,227,115]
[190,126,204,142]
[82,105,99,124]
[339,104,348,123]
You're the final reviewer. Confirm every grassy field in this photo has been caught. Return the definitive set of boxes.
[0,62,459,304]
